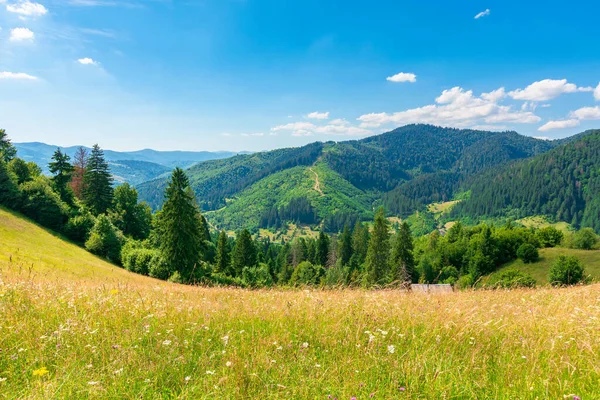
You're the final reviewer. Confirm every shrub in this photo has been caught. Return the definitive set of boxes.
[210,272,246,287]
[439,266,459,285]
[64,213,96,243]
[455,274,475,290]
[149,254,172,280]
[548,255,585,286]
[85,215,124,263]
[122,245,158,276]
[535,226,564,248]
[571,228,599,250]
[242,263,274,288]
[19,177,70,231]
[0,159,20,208]
[516,243,539,263]
[324,265,347,287]
[290,261,324,286]
[487,269,536,289]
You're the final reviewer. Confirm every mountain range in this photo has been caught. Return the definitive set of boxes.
[137,124,597,233]
[14,142,242,185]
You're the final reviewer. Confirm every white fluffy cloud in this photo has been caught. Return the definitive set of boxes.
[358,86,540,129]
[538,119,580,132]
[9,27,34,41]
[6,0,47,16]
[273,117,371,137]
[240,132,264,137]
[272,122,316,132]
[508,79,590,101]
[570,106,600,121]
[78,58,98,65]
[0,71,38,80]
[386,72,416,83]
[595,83,600,101]
[474,9,490,19]
[306,111,329,120]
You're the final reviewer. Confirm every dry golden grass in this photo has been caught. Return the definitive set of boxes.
[1,207,599,399]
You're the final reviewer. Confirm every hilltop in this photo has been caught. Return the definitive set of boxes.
[138,124,556,231]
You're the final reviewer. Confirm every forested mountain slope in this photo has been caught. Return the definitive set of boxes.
[454,130,600,232]
[138,124,557,231]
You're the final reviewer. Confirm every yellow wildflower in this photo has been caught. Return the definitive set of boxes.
[33,367,49,377]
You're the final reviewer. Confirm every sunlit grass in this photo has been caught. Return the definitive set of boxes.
[1,207,598,399]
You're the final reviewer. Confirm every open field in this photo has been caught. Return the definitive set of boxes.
[1,208,599,399]
[498,247,600,284]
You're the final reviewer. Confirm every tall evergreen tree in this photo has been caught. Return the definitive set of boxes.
[0,129,17,163]
[233,229,257,276]
[352,221,370,265]
[364,208,391,286]
[316,231,330,267]
[82,144,113,215]
[158,168,205,281]
[214,230,231,275]
[49,148,74,202]
[390,221,415,284]
[70,146,88,199]
[338,224,353,267]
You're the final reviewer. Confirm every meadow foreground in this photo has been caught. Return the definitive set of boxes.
[0,271,598,399]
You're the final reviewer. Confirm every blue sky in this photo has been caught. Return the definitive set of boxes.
[1,0,599,152]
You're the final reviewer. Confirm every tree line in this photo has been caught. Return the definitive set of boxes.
[1,129,597,288]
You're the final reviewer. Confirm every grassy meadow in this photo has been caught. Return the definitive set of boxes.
[1,208,599,399]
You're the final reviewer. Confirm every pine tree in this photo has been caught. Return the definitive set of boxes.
[390,221,414,284]
[364,208,391,286]
[158,168,205,281]
[316,231,330,267]
[338,224,353,267]
[0,129,17,163]
[214,231,231,275]
[70,147,88,199]
[49,148,74,202]
[233,229,257,277]
[83,144,113,215]
[352,221,369,265]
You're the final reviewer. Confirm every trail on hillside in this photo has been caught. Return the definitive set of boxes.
[309,167,324,196]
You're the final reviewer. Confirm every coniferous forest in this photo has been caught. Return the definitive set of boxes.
[1,126,599,288]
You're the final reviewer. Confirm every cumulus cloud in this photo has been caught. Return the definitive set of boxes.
[0,71,38,80]
[272,122,316,132]
[386,72,417,83]
[306,111,329,120]
[538,119,580,132]
[508,79,590,101]
[358,86,540,129]
[6,0,47,16]
[474,9,490,19]
[570,106,600,120]
[273,119,370,137]
[9,27,34,41]
[595,83,600,101]
[78,57,98,65]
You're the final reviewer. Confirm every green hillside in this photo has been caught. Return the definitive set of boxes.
[454,129,600,232]
[492,247,600,284]
[0,207,151,283]
[138,124,556,232]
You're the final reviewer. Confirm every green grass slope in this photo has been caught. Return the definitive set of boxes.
[0,207,150,283]
[494,247,600,284]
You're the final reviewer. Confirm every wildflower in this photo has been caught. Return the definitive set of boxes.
[33,367,49,377]
[144,379,152,383]
[370,394,375,398]
[110,289,118,295]
[114,368,123,375]
[112,345,120,349]
[387,345,395,354]
[162,340,172,346]
[185,376,191,382]
[315,364,321,368]
[0,378,7,383]
[205,370,215,375]
[301,342,309,348]
[226,361,232,367]
[351,397,357,400]
[399,386,406,392]
[87,381,99,386]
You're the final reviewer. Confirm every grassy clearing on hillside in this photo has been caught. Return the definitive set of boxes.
[497,247,600,284]
[516,216,572,233]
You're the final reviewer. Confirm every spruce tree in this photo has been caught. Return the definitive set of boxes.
[49,148,74,202]
[316,231,330,267]
[352,221,369,265]
[158,168,204,281]
[233,229,257,277]
[214,230,231,275]
[0,129,17,163]
[390,221,414,284]
[338,224,353,267]
[83,144,113,215]
[364,208,391,286]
